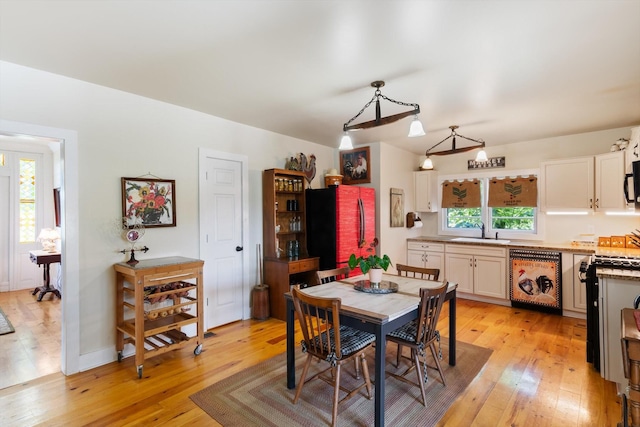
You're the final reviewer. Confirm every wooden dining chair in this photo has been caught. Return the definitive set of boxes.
[316,267,351,285]
[386,282,448,406]
[396,263,440,281]
[394,264,441,367]
[291,287,375,427]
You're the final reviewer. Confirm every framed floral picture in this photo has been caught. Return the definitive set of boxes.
[121,177,176,228]
[340,146,371,184]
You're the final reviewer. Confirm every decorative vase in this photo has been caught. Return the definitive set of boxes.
[143,209,162,224]
[369,268,383,284]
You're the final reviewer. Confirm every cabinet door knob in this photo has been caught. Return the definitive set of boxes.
[235,246,243,252]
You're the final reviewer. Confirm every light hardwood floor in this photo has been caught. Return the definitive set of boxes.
[0,289,61,390]
[0,296,622,426]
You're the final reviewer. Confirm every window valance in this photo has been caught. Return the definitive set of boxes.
[488,176,537,207]
[441,179,481,208]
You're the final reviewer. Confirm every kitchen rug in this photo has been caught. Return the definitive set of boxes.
[0,307,15,335]
[190,339,491,426]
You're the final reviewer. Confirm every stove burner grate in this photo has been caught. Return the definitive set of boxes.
[591,255,640,270]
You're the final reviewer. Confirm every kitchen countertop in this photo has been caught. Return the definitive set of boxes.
[407,235,596,253]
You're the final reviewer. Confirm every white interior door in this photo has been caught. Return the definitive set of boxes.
[0,175,10,291]
[0,148,48,292]
[199,150,247,329]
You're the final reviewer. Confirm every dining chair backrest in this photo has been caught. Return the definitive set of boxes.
[415,282,448,348]
[396,263,440,281]
[316,267,351,285]
[291,287,344,361]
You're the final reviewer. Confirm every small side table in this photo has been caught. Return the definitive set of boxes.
[29,250,61,301]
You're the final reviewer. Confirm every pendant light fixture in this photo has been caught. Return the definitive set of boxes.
[421,125,487,170]
[340,81,424,149]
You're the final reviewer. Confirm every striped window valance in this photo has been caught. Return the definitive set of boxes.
[488,176,538,207]
[441,179,481,208]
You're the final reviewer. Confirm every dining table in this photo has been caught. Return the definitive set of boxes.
[285,273,457,427]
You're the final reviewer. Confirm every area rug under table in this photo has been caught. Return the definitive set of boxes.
[0,306,15,335]
[190,340,491,426]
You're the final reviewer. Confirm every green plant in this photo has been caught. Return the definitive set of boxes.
[347,238,392,273]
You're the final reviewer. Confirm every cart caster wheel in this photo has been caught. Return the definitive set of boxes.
[137,365,143,379]
[117,352,123,363]
[194,344,203,356]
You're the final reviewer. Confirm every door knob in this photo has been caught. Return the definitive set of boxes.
[235,246,243,252]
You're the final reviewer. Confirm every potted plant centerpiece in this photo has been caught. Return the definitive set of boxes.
[348,238,392,285]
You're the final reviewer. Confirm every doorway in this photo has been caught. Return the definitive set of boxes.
[0,119,80,380]
[198,148,249,329]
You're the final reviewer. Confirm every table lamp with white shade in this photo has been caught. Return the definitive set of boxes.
[37,228,60,253]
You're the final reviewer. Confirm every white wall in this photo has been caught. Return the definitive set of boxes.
[377,142,426,271]
[0,61,335,365]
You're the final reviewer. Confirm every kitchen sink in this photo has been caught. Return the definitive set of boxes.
[451,237,511,245]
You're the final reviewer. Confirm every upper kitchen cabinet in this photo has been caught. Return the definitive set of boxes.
[414,171,438,212]
[540,151,625,212]
[594,151,625,211]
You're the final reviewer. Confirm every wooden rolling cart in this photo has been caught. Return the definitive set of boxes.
[114,256,204,378]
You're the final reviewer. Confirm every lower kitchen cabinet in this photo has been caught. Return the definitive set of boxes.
[445,244,507,300]
[561,252,589,316]
[406,241,444,273]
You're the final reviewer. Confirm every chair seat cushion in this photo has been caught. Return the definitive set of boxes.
[388,321,440,351]
[301,325,375,366]
[388,320,420,343]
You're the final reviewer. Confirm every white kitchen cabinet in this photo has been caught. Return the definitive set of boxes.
[540,151,625,212]
[407,242,444,274]
[595,151,625,211]
[445,244,507,300]
[561,252,589,317]
[540,156,594,212]
[414,171,438,212]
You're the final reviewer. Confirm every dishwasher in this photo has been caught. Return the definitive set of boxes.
[508,249,562,315]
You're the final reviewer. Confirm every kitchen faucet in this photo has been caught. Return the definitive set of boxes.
[479,221,485,239]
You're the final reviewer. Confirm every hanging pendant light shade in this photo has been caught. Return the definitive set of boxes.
[421,157,434,170]
[475,148,488,162]
[408,116,426,137]
[340,80,423,149]
[339,132,353,150]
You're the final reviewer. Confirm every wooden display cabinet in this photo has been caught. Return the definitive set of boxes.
[262,168,319,320]
[114,256,204,378]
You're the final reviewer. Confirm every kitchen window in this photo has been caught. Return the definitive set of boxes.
[439,169,542,240]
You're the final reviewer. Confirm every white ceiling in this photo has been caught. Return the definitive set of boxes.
[1,0,639,154]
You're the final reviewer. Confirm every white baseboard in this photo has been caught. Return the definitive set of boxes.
[78,344,135,372]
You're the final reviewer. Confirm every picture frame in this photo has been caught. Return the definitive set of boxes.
[121,177,176,228]
[53,187,61,227]
[340,146,371,184]
[390,188,404,227]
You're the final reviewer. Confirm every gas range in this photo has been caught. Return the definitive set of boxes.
[591,254,640,270]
